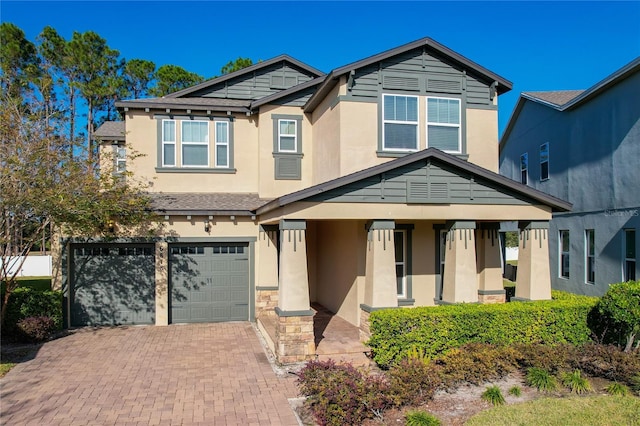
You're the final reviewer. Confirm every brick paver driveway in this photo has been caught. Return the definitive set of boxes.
[1,323,300,425]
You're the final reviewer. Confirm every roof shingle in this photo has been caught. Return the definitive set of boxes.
[151,193,272,215]
[94,121,125,141]
[523,90,585,107]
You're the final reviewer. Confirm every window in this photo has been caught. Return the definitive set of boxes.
[395,230,407,298]
[272,114,303,180]
[540,143,549,181]
[427,97,461,153]
[585,229,595,284]
[383,94,418,151]
[520,153,528,185]
[560,230,570,278]
[162,119,176,167]
[278,119,297,153]
[181,121,209,167]
[624,229,636,281]
[215,121,229,167]
[114,145,126,174]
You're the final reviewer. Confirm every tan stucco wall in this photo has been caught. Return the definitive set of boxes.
[313,221,366,326]
[124,111,260,193]
[257,104,314,198]
[339,101,386,176]
[408,222,438,306]
[260,202,553,223]
[466,108,499,172]
[311,81,342,184]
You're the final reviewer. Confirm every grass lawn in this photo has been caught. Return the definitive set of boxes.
[466,395,640,426]
[1,276,52,296]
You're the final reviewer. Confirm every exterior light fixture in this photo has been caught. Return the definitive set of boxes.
[204,219,211,233]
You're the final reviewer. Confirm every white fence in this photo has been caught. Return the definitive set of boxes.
[1,255,52,277]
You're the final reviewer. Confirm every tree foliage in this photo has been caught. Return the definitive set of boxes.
[595,281,640,352]
[0,94,157,325]
[220,57,253,75]
[122,59,156,99]
[0,22,39,98]
[149,64,204,97]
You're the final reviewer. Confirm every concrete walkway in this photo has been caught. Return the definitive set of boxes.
[1,323,300,425]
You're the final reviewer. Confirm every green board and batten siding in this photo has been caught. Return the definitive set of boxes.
[190,63,316,101]
[307,160,532,206]
[345,47,495,108]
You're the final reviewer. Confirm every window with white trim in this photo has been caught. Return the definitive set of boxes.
[382,94,419,151]
[115,146,126,174]
[162,119,176,167]
[624,229,636,282]
[427,97,461,153]
[181,121,209,167]
[540,142,549,181]
[585,229,595,284]
[278,119,297,153]
[520,153,528,185]
[215,121,229,167]
[559,230,570,279]
[395,230,407,298]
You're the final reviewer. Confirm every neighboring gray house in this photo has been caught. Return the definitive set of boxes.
[499,58,640,296]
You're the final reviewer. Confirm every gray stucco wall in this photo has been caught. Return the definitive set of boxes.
[500,69,640,295]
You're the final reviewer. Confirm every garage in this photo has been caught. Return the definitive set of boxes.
[70,243,156,326]
[169,243,249,323]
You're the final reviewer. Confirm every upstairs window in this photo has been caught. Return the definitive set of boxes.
[278,119,297,153]
[624,229,636,282]
[115,146,126,174]
[181,121,209,167]
[540,142,549,181]
[585,229,595,284]
[560,230,570,278]
[215,121,229,168]
[162,119,176,167]
[520,153,528,185]
[382,94,418,151]
[427,97,461,153]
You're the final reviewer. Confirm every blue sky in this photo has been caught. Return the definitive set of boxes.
[2,1,639,136]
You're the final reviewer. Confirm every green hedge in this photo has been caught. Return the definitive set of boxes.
[367,296,598,368]
[2,287,63,336]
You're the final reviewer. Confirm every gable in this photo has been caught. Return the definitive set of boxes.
[306,158,534,206]
[186,62,318,101]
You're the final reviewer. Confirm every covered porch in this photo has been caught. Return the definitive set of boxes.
[253,149,570,364]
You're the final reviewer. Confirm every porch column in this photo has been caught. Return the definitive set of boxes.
[515,221,551,301]
[442,221,478,303]
[275,219,314,363]
[360,220,397,341]
[155,241,169,326]
[476,223,506,303]
[256,225,279,318]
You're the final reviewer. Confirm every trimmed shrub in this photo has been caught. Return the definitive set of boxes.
[387,357,441,406]
[3,287,62,336]
[513,343,577,374]
[591,281,640,351]
[296,360,392,425]
[367,297,596,367]
[435,343,519,388]
[16,316,57,342]
[405,410,441,426]
[571,344,640,385]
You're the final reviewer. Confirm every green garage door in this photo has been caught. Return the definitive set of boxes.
[70,244,155,326]
[169,243,249,323]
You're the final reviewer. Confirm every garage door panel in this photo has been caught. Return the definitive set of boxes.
[169,244,249,323]
[71,244,155,326]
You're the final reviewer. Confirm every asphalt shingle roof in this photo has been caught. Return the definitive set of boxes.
[94,121,125,140]
[523,90,585,107]
[151,193,272,215]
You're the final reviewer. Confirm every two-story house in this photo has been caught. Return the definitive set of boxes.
[64,37,570,363]
[500,58,639,297]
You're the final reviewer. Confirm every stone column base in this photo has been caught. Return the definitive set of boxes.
[256,287,279,318]
[359,309,371,343]
[478,290,506,304]
[275,309,315,364]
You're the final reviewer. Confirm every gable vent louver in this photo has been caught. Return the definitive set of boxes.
[407,181,428,203]
[427,78,462,94]
[429,182,449,199]
[383,75,420,91]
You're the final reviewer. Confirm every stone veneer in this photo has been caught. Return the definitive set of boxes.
[256,289,279,318]
[275,314,315,364]
[478,292,506,304]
